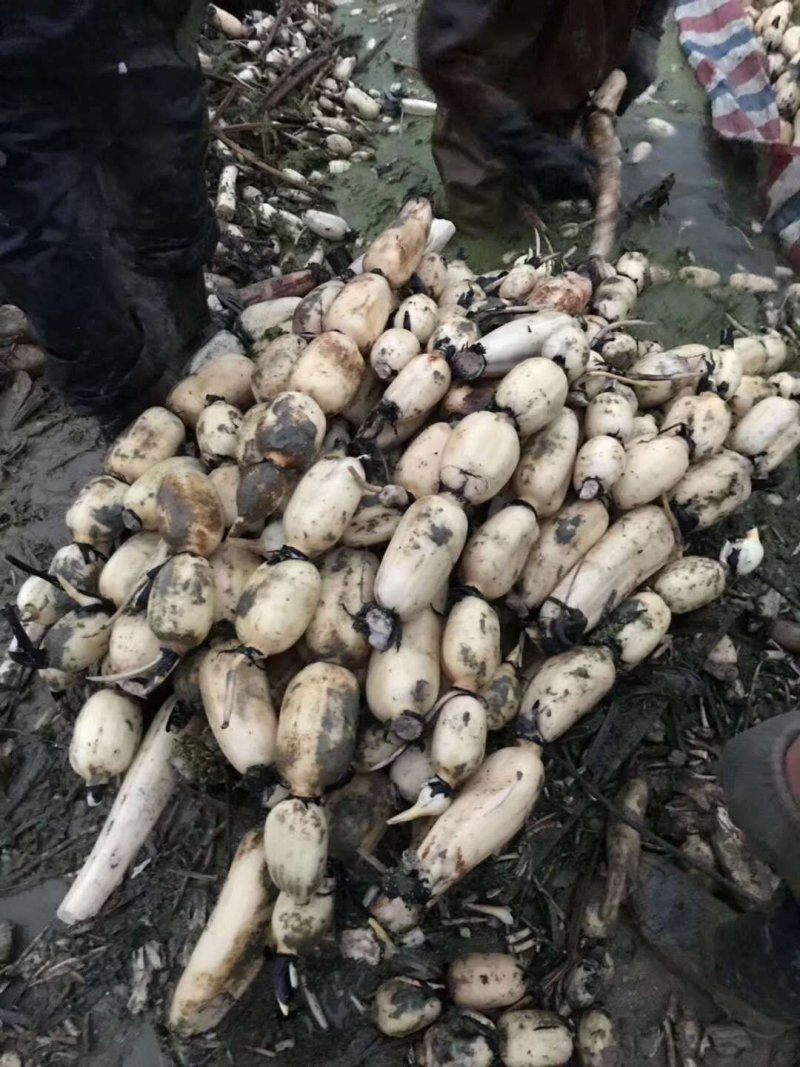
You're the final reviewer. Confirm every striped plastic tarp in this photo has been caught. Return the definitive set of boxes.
[677,0,800,269]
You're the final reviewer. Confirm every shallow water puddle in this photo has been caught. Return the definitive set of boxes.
[330,3,788,305]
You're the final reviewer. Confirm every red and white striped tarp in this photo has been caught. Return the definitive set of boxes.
[677,0,800,270]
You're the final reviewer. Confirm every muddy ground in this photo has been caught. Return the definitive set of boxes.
[1,4,800,1066]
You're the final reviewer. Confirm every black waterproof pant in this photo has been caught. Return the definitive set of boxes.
[0,61,218,422]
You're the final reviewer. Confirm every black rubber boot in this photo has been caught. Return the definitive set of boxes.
[635,711,800,1038]
[720,711,800,897]
[97,267,210,441]
[635,858,799,1038]
[161,269,212,376]
[123,267,210,380]
[96,362,181,442]
[714,890,800,1026]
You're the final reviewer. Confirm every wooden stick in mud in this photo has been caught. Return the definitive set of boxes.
[585,69,628,260]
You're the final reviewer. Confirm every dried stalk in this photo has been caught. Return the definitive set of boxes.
[213,129,332,203]
[261,46,334,111]
[210,80,242,129]
[260,1,291,57]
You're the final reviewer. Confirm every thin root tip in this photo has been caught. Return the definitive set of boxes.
[386,806,426,826]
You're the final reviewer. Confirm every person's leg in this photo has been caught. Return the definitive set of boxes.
[0,82,157,421]
[430,107,513,236]
[96,61,217,374]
